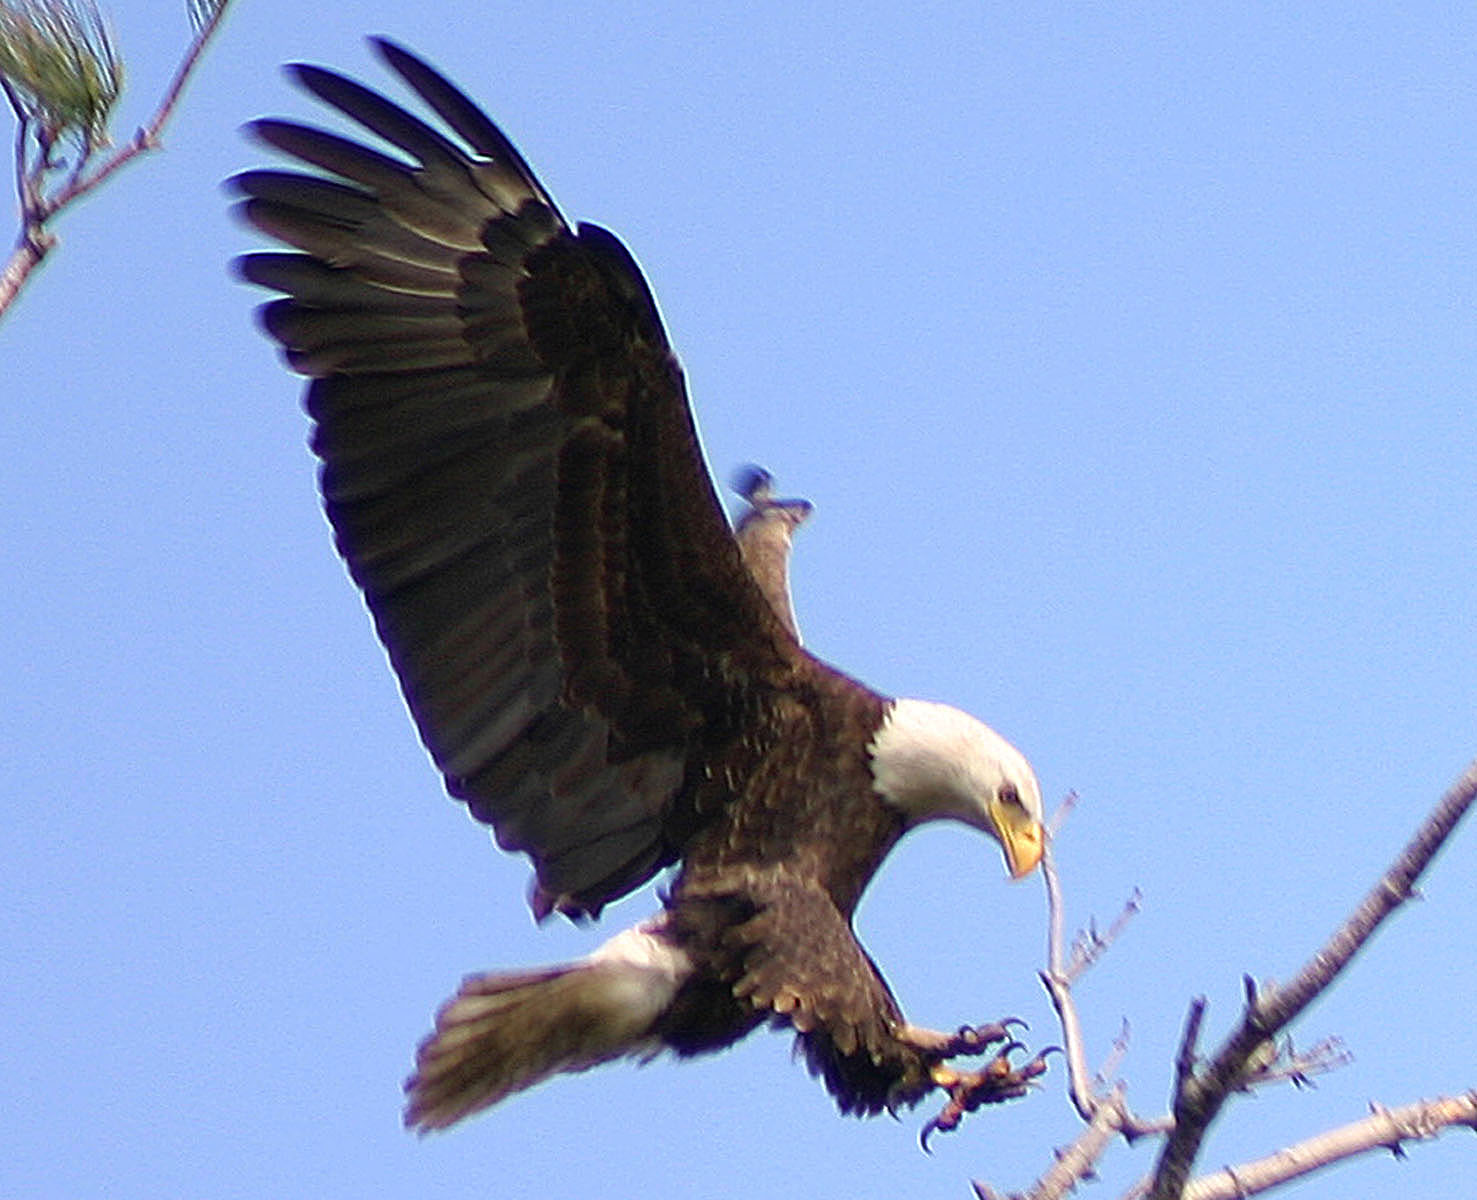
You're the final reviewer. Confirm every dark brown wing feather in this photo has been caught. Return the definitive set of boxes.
[235,40,806,919]
[672,865,935,1115]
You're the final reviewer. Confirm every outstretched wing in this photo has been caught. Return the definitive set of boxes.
[234,40,804,920]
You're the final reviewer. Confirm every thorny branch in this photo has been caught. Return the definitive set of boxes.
[0,0,232,317]
[971,758,1477,1200]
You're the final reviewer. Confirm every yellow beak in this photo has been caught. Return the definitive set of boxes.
[992,800,1044,879]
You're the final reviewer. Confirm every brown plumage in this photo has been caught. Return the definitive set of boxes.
[236,39,1048,1136]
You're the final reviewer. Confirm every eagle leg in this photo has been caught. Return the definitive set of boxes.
[919,1044,1057,1152]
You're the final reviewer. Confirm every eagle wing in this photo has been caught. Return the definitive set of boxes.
[235,40,805,920]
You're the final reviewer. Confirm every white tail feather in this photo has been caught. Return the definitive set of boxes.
[405,921,689,1131]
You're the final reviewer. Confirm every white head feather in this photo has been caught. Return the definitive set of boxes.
[868,698,1044,875]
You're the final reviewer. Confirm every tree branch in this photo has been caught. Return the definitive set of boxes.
[1176,1093,1477,1200]
[1028,1086,1129,1200]
[35,0,228,219]
[1038,827,1100,1123]
[0,0,233,318]
[1146,757,1477,1200]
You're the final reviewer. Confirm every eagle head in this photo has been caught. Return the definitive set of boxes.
[868,698,1044,879]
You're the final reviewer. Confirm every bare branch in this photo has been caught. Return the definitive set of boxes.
[1038,823,1170,1141]
[0,71,53,310]
[1094,1020,1131,1095]
[1039,829,1099,1122]
[1046,788,1080,840]
[34,0,230,217]
[1066,887,1141,984]
[1180,1093,1477,1200]
[1026,1086,1127,1200]
[1237,1036,1352,1092]
[1146,757,1477,1200]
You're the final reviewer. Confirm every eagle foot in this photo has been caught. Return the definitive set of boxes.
[919,1044,1057,1152]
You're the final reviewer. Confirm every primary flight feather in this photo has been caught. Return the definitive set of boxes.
[235,38,1046,1136]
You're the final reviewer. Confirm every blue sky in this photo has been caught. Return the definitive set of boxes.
[4,3,1474,1198]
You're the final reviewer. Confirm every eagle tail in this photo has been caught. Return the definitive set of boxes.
[404,923,689,1131]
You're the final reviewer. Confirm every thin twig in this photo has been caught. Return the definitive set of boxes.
[1146,757,1477,1200]
[1094,1020,1131,1094]
[1237,1035,1351,1092]
[1040,830,1099,1122]
[1047,789,1080,840]
[1038,823,1168,1140]
[1067,888,1141,983]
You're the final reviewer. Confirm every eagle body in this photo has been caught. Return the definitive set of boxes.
[236,40,1046,1133]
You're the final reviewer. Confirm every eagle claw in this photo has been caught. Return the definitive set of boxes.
[945,1017,1027,1056]
[899,1016,1027,1062]
[919,1043,1056,1152]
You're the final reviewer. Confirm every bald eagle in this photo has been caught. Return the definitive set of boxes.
[235,40,1047,1136]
